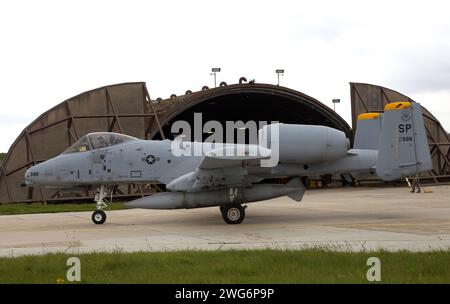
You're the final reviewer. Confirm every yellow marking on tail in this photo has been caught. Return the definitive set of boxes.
[384,102,412,110]
[357,113,381,120]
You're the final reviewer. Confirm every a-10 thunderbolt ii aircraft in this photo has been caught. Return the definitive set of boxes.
[25,101,432,225]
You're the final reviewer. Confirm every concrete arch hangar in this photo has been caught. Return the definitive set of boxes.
[0,82,350,203]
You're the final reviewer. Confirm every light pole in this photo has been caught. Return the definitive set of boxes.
[211,68,221,87]
[275,69,284,86]
[332,99,340,112]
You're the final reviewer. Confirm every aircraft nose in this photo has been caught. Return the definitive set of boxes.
[25,164,42,185]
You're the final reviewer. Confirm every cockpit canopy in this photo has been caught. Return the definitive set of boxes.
[64,133,137,154]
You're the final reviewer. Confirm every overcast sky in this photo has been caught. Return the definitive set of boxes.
[1,0,450,152]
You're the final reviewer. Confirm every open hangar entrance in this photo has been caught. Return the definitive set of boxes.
[150,83,351,142]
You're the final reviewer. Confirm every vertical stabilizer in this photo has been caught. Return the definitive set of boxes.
[353,113,382,150]
[376,102,432,181]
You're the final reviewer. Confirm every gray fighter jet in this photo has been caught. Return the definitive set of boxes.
[25,101,432,224]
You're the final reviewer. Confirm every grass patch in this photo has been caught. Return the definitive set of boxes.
[0,202,124,215]
[0,249,449,283]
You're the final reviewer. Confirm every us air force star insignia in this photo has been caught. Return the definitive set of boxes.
[146,155,156,165]
[401,110,411,122]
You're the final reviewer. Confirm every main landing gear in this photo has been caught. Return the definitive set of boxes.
[91,185,112,225]
[220,204,247,224]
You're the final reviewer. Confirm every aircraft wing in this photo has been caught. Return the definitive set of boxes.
[199,144,271,169]
[166,145,271,192]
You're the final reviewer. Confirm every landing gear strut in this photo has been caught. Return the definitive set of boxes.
[92,185,112,225]
[220,204,247,224]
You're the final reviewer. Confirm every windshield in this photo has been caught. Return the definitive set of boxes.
[64,136,91,154]
[64,133,137,154]
[90,133,136,149]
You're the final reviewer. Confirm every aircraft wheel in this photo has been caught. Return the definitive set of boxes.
[221,204,245,224]
[92,210,106,225]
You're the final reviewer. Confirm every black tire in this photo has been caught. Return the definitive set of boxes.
[92,210,106,225]
[220,204,245,224]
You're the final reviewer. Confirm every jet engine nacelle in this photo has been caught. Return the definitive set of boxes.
[259,124,349,164]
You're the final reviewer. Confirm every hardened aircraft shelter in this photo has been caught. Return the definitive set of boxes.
[0,80,448,203]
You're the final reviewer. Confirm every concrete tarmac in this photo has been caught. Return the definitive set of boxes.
[1,186,449,257]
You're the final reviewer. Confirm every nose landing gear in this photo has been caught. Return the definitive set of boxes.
[92,185,112,225]
[92,209,106,224]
